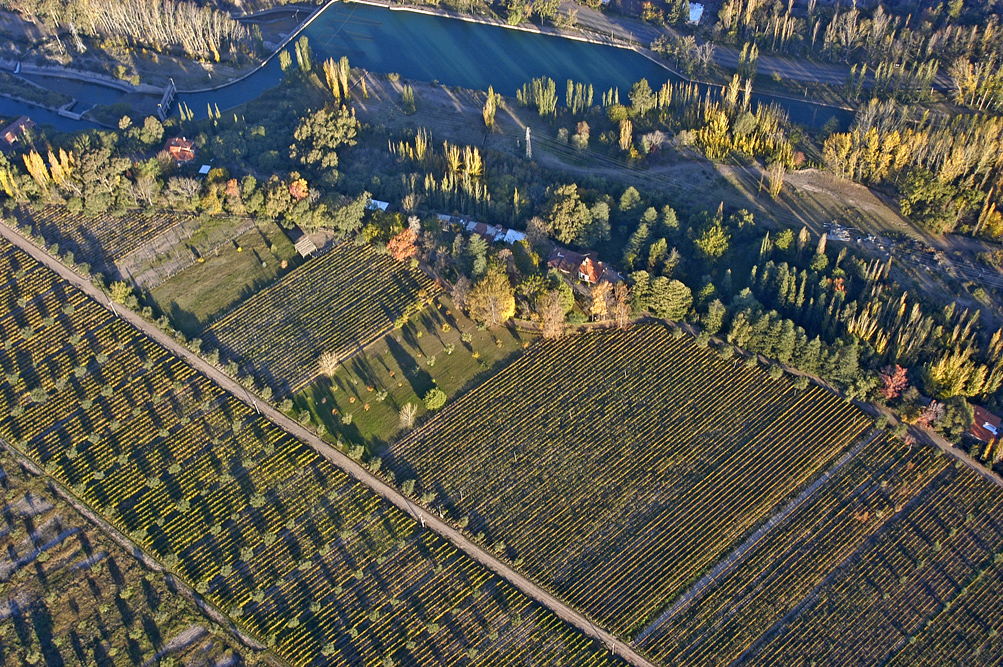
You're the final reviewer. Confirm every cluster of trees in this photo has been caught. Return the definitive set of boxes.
[8,0,250,61]
[390,130,491,218]
[711,0,1003,112]
[846,58,940,104]
[516,77,559,117]
[0,43,368,237]
[504,0,577,28]
[515,70,797,170]
[0,100,361,233]
[651,35,716,77]
[640,0,691,27]
[823,99,1003,237]
[747,247,1002,401]
[685,77,796,167]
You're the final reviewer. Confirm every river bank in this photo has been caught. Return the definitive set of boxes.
[342,0,855,120]
[5,0,852,131]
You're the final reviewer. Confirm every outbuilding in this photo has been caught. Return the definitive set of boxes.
[1,116,36,150]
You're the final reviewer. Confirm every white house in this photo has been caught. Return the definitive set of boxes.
[502,229,527,244]
[689,3,704,24]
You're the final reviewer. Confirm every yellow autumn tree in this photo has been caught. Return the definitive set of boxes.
[467,268,515,327]
[922,346,1003,398]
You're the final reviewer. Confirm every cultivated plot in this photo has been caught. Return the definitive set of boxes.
[0,450,259,666]
[635,432,948,664]
[0,239,620,667]
[205,241,437,394]
[387,324,871,636]
[748,455,1003,666]
[15,205,188,275]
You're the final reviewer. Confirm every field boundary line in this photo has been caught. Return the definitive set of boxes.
[633,427,883,645]
[0,221,653,667]
[728,462,953,666]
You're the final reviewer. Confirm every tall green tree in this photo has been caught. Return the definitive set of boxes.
[648,277,692,320]
[545,183,592,245]
[629,79,656,116]
[694,218,731,259]
[289,106,359,181]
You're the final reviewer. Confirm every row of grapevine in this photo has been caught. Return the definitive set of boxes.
[14,205,188,274]
[0,451,259,666]
[749,461,1003,665]
[635,433,949,663]
[205,241,438,394]
[387,324,871,637]
[0,239,621,667]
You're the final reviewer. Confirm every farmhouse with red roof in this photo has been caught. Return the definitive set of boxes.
[164,136,196,163]
[970,404,1001,444]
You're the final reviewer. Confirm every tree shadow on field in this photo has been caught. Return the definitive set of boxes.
[345,357,380,394]
[386,336,434,400]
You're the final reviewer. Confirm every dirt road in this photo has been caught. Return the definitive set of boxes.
[0,221,654,667]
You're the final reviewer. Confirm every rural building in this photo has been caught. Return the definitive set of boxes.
[366,198,390,212]
[969,405,1001,444]
[502,228,527,244]
[164,136,195,163]
[548,247,622,284]
[286,225,318,257]
[689,3,704,23]
[436,214,527,245]
[1,116,36,149]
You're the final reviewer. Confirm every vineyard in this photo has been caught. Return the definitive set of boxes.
[0,449,260,666]
[387,324,871,637]
[0,238,621,667]
[205,241,438,394]
[746,455,1003,666]
[13,205,189,276]
[634,432,949,663]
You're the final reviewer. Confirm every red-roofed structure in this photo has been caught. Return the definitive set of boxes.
[970,405,1001,444]
[1,116,36,149]
[579,256,601,283]
[164,136,195,163]
[547,247,622,285]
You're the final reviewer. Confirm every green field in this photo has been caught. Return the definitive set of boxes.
[205,241,438,394]
[150,221,298,335]
[387,324,872,636]
[0,238,622,667]
[296,295,532,446]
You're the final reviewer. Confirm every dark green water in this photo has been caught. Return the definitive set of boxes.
[311,3,672,94]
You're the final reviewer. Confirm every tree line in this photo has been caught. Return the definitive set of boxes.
[7,0,250,62]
